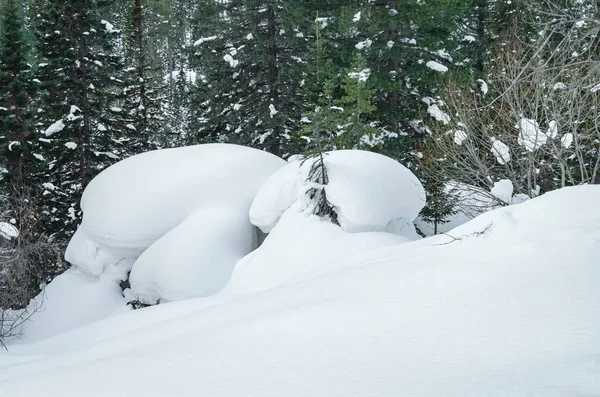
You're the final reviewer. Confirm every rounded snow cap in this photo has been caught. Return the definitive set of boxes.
[250,150,426,234]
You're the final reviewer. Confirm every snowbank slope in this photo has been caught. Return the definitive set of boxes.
[1,186,599,397]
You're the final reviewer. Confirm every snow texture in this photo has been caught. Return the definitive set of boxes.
[453,130,467,145]
[476,79,488,95]
[0,221,18,239]
[130,207,255,303]
[425,60,448,72]
[561,132,574,148]
[250,150,425,234]
[43,119,65,136]
[64,143,284,305]
[490,179,513,204]
[1,186,599,397]
[517,117,547,151]
[225,210,411,295]
[491,138,511,164]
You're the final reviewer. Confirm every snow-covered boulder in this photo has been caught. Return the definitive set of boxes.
[130,207,256,303]
[58,144,285,311]
[67,144,285,277]
[250,150,426,235]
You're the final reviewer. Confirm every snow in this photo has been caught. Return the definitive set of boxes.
[354,39,372,50]
[463,34,476,42]
[193,35,217,46]
[552,82,567,90]
[42,182,56,191]
[129,207,255,303]
[224,210,410,295]
[223,54,238,68]
[490,179,513,204]
[517,117,547,151]
[425,60,448,72]
[268,104,278,118]
[66,144,284,277]
[353,11,361,22]
[561,132,574,148]
[491,138,511,165]
[0,221,18,239]
[43,119,65,136]
[476,78,488,95]
[1,186,599,396]
[18,267,128,342]
[64,142,77,150]
[348,68,371,83]
[427,103,450,124]
[547,120,558,139]
[452,129,467,145]
[100,20,115,33]
[8,141,20,151]
[250,151,425,234]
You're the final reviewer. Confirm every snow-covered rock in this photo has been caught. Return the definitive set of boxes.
[250,150,425,235]
[66,144,285,277]
[130,207,256,303]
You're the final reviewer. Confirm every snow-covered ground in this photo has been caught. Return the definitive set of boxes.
[1,184,599,397]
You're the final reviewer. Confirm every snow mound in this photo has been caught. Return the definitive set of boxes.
[250,150,425,234]
[225,209,411,295]
[1,186,599,396]
[19,267,128,342]
[66,144,285,275]
[130,207,256,303]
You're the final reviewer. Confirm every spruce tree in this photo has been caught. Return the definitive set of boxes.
[191,0,312,157]
[34,0,127,242]
[0,0,35,188]
[122,0,165,151]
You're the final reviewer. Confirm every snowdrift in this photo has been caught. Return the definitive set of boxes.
[250,150,425,234]
[1,186,599,396]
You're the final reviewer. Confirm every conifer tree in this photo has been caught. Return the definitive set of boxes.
[122,0,165,151]
[0,0,35,188]
[34,0,126,242]
[191,0,312,157]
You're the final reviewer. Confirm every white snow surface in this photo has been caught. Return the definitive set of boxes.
[19,267,129,342]
[490,179,514,204]
[130,207,256,304]
[67,144,284,272]
[225,209,411,295]
[1,186,599,396]
[0,221,18,239]
[43,119,65,136]
[250,151,425,234]
[491,138,511,164]
[425,60,448,72]
[561,133,574,149]
[517,117,547,151]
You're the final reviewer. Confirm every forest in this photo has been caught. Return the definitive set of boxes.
[0,0,599,316]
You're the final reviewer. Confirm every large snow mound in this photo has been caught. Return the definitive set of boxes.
[224,207,411,295]
[250,150,425,234]
[66,143,285,275]
[130,207,256,303]
[18,268,128,343]
[1,186,599,396]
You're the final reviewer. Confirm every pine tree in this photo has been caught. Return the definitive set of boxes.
[34,0,127,242]
[191,0,312,157]
[0,0,35,188]
[122,0,165,151]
